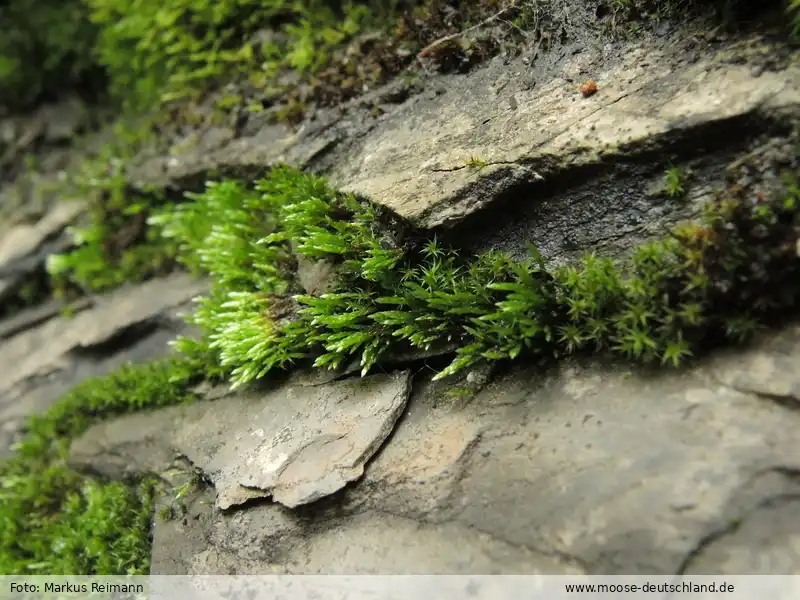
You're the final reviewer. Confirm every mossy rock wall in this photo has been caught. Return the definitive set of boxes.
[0,0,798,579]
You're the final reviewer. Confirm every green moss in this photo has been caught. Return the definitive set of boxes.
[85,0,380,110]
[467,156,488,170]
[0,0,99,110]
[664,165,687,198]
[790,0,800,34]
[0,357,204,574]
[153,164,800,388]
[45,128,180,296]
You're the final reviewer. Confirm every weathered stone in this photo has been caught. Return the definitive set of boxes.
[330,40,800,228]
[0,200,84,269]
[125,34,799,239]
[0,320,195,459]
[0,273,207,396]
[142,323,800,574]
[6,15,800,580]
[174,370,412,509]
[0,297,92,341]
[39,97,89,143]
[707,323,800,406]
[69,404,188,480]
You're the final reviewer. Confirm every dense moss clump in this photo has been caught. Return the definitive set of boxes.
[0,358,203,574]
[3,0,796,116]
[0,0,99,110]
[152,165,800,387]
[85,0,377,109]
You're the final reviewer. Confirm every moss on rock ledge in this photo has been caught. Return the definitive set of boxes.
[1,0,799,579]
[152,161,800,386]
[0,358,203,574]
[2,151,799,575]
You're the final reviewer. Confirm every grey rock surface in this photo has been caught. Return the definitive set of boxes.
[161,325,800,574]
[125,33,799,238]
[0,273,206,457]
[0,296,91,341]
[0,200,84,268]
[69,403,190,480]
[330,39,799,229]
[0,272,206,395]
[68,323,800,575]
[174,370,412,509]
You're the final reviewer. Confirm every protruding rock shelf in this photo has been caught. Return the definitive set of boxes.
[69,323,800,574]
[128,33,799,234]
[177,370,412,510]
[0,273,206,457]
[331,39,799,229]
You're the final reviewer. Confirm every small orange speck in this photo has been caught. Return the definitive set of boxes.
[579,79,598,98]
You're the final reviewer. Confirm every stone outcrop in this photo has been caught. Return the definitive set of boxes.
[0,273,206,457]
[2,13,799,577]
[127,33,798,253]
[330,38,798,230]
[0,200,85,306]
[68,323,800,574]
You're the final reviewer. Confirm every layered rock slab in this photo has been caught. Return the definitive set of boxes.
[0,199,85,305]
[0,273,206,457]
[175,370,413,509]
[331,38,799,228]
[71,370,414,510]
[71,323,800,574]
[127,33,799,235]
[185,325,800,574]
[0,200,84,268]
[0,272,206,396]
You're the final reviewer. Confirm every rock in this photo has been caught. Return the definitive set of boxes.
[0,315,196,460]
[144,323,800,574]
[39,97,89,143]
[9,18,800,579]
[0,200,84,270]
[330,39,799,229]
[0,196,83,307]
[707,324,800,407]
[0,115,45,166]
[124,33,798,266]
[174,369,412,509]
[72,369,414,510]
[69,404,190,480]
[0,296,92,341]
[0,274,207,397]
